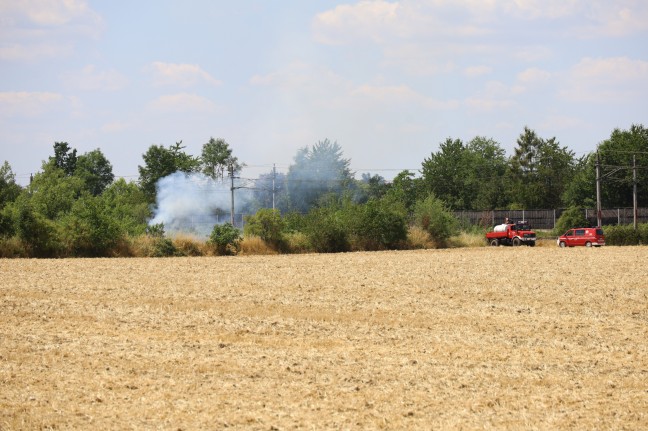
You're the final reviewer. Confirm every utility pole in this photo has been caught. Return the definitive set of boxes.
[633,155,638,231]
[596,151,602,227]
[272,163,276,211]
[229,163,235,226]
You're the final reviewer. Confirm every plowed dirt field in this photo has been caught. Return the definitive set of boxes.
[1,247,647,430]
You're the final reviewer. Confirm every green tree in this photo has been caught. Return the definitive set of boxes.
[383,170,421,216]
[100,178,151,236]
[28,163,85,220]
[50,142,77,176]
[464,137,508,209]
[75,149,115,196]
[596,124,648,207]
[506,127,575,209]
[201,137,242,181]
[562,153,596,208]
[0,161,22,209]
[421,138,468,209]
[355,173,389,204]
[58,195,123,257]
[286,139,354,213]
[14,195,60,257]
[138,141,200,201]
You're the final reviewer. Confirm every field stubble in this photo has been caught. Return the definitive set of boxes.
[1,247,647,430]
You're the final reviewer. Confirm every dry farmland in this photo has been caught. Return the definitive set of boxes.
[1,247,647,430]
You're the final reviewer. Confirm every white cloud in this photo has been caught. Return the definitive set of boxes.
[0,91,67,116]
[560,57,648,102]
[148,93,219,114]
[149,62,221,88]
[313,0,401,45]
[64,65,129,92]
[351,83,459,110]
[463,65,493,77]
[0,0,103,61]
[517,67,551,84]
[0,0,98,26]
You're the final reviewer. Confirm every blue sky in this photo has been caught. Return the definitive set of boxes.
[2,0,647,185]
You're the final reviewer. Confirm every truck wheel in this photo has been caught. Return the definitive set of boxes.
[585,241,592,247]
[528,241,535,247]
[559,241,566,248]
[489,239,499,247]
[512,237,521,247]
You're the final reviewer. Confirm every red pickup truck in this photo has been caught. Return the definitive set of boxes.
[486,221,536,247]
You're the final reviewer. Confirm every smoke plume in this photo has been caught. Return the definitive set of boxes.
[149,172,251,237]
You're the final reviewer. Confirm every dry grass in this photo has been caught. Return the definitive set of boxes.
[1,247,647,430]
[240,235,279,255]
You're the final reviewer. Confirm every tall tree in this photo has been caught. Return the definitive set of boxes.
[286,139,354,213]
[596,124,648,207]
[201,137,242,181]
[382,170,422,216]
[138,141,200,201]
[464,137,508,209]
[421,138,468,209]
[355,173,388,204]
[506,127,575,209]
[0,161,22,209]
[50,142,77,176]
[75,149,115,196]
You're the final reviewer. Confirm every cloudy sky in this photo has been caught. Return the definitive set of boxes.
[2,0,647,185]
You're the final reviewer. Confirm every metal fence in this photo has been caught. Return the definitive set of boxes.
[453,208,648,230]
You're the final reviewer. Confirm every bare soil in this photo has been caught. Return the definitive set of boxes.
[1,247,647,430]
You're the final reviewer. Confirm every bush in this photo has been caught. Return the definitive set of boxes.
[15,198,60,257]
[603,224,642,246]
[347,199,407,250]
[243,208,286,251]
[302,207,350,253]
[58,196,123,257]
[413,195,458,247]
[151,237,179,257]
[208,223,241,255]
[554,206,589,235]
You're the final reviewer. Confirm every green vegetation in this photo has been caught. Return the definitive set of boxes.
[1,125,647,257]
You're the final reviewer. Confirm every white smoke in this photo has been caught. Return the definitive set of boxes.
[149,171,251,237]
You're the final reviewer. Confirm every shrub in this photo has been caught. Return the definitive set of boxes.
[58,196,123,257]
[406,225,435,249]
[302,207,349,253]
[151,237,179,257]
[640,223,648,245]
[208,223,241,255]
[243,208,286,251]
[347,200,407,250]
[554,206,589,235]
[284,231,312,253]
[603,224,646,246]
[413,195,457,247]
[15,198,60,257]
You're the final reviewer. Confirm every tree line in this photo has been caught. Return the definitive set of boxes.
[0,124,646,257]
